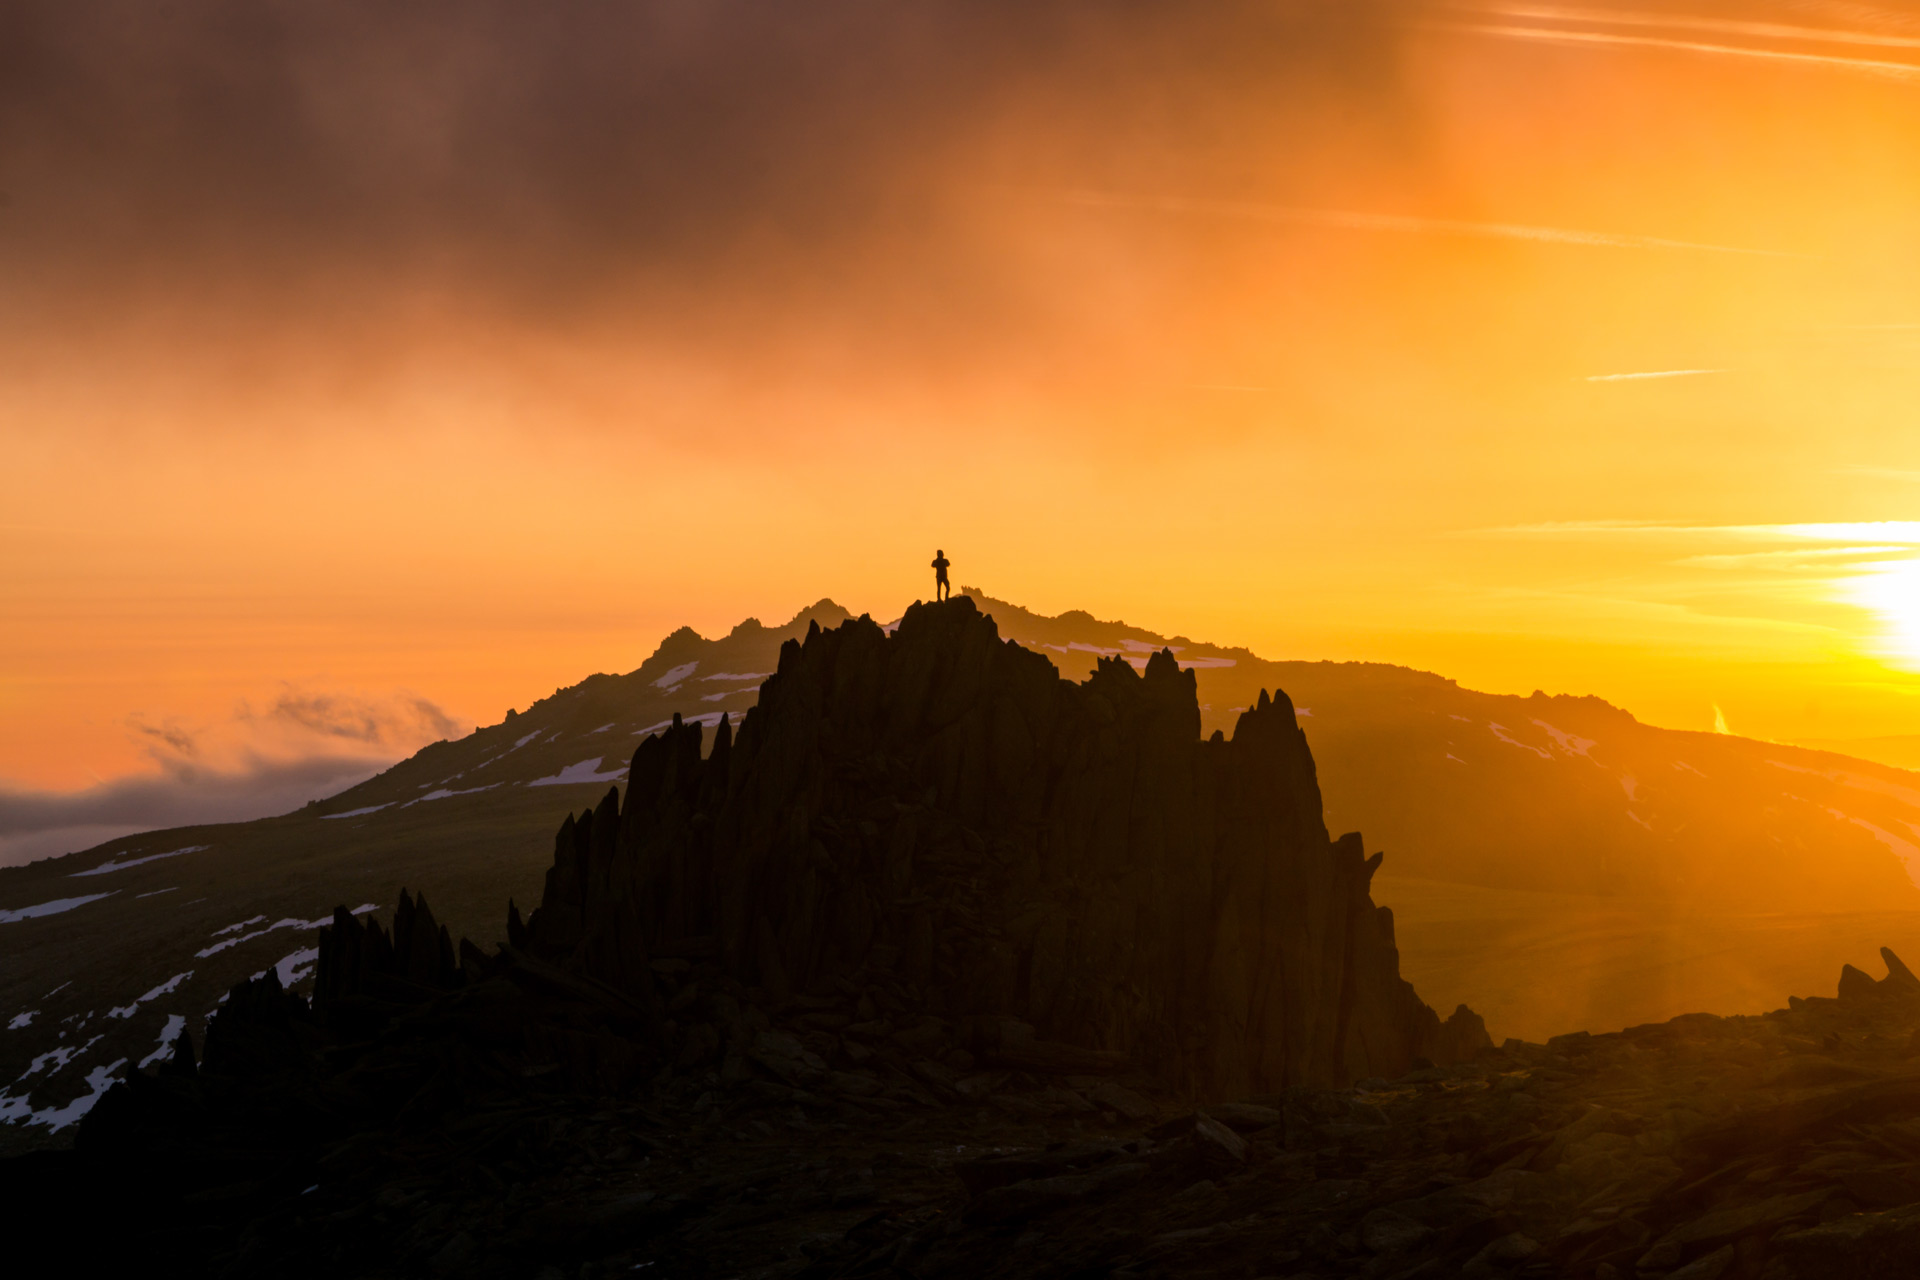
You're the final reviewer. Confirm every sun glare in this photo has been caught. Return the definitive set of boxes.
[1845,558,1920,670]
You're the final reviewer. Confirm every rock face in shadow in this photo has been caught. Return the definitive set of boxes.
[520,596,1484,1093]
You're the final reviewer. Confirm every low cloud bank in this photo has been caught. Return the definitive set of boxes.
[0,755,388,869]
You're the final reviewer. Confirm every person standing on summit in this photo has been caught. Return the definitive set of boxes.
[931,549,952,601]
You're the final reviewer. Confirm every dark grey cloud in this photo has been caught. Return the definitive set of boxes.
[0,753,385,868]
[0,1,1414,329]
[254,692,463,747]
[128,717,200,762]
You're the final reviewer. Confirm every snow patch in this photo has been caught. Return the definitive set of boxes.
[197,905,376,958]
[138,1015,187,1068]
[1488,723,1552,760]
[136,887,177,899]
[0,891,117,924]
[1673,761,1706,777]
[0,1058,127,1132]
[1771,761,1920,811]
[1532,720,1597,759]
[1446,753,1465,764]
[1449,714,1471,722]
[16,1035,101,1081]
[258,948,320,988]
[528,758,629,788]
[634,710,737,739]
[1295,707,1313,717]
[701,672,771,682]
[404,783,499,806]
[1826,808,1920,886]
[590,723,615,734]
[107,971,192,1019]
[1628,811,1653,831]
[321,804,390,820]
[653,661,700,691]
[508,730,541,751]
[8,1012,34,1030]
[1620,775,1640,801]
[71,845,206,877]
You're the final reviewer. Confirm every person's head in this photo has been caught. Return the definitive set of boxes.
[936,549,943,557]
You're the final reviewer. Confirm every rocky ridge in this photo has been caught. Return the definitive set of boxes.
[512,596,1485,1095]
[24,601,1920,1276]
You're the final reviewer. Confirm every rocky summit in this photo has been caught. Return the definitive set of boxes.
[20,600,1920,1277]
[514,596,1487,1095]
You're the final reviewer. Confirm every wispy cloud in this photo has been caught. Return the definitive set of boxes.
[1057,190,1796,258]
[1429,18,1920,81]
[0,754,386,868]
[1477,520,1920,543]
[1585,368,1726,382]
[252,690,463,746]
[1459,4,1920,52]
[128,717,200,763]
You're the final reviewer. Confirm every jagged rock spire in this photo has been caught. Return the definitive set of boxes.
[518,595,1487,1093]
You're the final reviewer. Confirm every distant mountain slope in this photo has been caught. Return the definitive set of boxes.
[5,590,1920,1144]
[965,588,1920,911]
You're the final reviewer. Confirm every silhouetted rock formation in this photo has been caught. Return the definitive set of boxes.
[519,597,1485,1092]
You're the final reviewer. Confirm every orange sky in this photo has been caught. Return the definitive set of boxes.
[8,0,1920,799]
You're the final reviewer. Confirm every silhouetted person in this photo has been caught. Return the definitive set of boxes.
[931,549,951,601]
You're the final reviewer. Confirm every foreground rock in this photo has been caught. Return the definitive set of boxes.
[14,945,1920,1277]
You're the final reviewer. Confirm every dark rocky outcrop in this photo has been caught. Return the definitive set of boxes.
[517,596,1484,1093]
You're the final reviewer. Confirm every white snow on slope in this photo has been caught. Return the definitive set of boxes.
[259,947,320,987]
[528,758,629,788]
[197,904,377,958]
[404,784,499,806]
[8,1012,34,1030]
[1772,760,1920,810]
[1532,720,1597,759]
[71,845,207,877]
[108,971,192,1019]
[321,804,390,820]
[634,710,737,738]
[701,672,771,682]
[12,1036,101,1084]
[1826,808,1920,886]
[654,661,700,691]
[0,892,117,924]
[138,1015,188,1069]
[1488,723,1552,760]
[0,1057,127,1131]
[1621,775,1640,801]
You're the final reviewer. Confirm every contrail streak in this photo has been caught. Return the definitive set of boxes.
[1460,4,1920,51]
[1585,368,1726,381]
[1431,21,1920,79]
[1058,190,1796,257]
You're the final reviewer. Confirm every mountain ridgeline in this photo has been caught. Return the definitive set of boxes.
[505,596,1486,1093]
